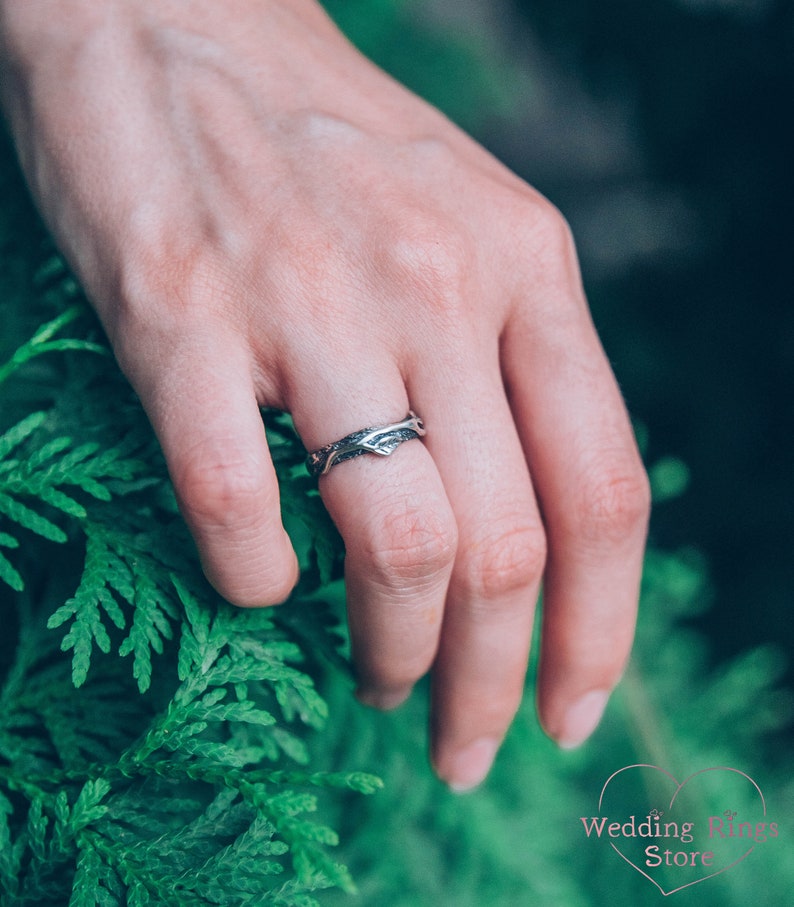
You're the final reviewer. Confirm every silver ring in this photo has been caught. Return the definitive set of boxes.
[306,411,426,477]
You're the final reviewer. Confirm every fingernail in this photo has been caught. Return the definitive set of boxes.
[440,737,500,793]
[557,689,610,749]
[355,686,412,711]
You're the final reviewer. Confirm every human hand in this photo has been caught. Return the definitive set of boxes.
[0,0,649,790]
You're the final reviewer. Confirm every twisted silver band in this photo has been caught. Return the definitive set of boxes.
[306,411,426,477]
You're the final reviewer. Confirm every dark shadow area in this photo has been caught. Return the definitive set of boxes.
[490,0,794,683]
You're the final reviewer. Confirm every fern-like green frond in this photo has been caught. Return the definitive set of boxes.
[0,403,150,595]
[0,304,107,386]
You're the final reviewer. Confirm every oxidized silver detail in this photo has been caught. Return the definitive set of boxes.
[306,411,426,477]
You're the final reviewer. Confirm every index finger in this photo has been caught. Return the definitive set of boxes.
[117,325,299,607]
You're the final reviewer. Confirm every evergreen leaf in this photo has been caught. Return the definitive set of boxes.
[37,485,88,518]
[0,547,24,591]
[51,571,118,688]
[53,789,72,852]
[0,411,48,458]
[71,779,111,831]
[0,491,68,542]
[25,434,74,470]
[270,727,310,765]
[0,791,22,897]
[70,846,103,907]
[197,699,277,728]
[118,573,177,693]
[47,520,190,690]
[174,577,214,681]
[26,797,50,862]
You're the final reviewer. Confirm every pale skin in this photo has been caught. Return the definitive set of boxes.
[0,0,650,791]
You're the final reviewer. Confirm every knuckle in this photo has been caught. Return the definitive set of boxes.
[379,208,472,315]
[107,240,242,383]
[118,223,198,309]
[459,522,547,603]
[114,225,231,330]
[367,499,457,590]
[175,445,269,532]
[573,455,651,545]
[511,195,581,297]
[175,447,299,607]
[527,197,575,255]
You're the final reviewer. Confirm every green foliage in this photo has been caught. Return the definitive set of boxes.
[0,162,379,901]
[4,225,790,907]
[0,355,378,907]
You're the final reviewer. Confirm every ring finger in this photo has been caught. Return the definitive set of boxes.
[287,352,457,708]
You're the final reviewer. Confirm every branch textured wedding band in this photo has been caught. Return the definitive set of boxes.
[306,411,426,477]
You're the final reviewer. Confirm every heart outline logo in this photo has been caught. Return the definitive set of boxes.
[597,764,767,896]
